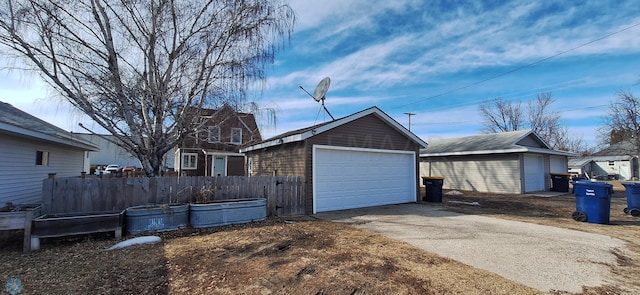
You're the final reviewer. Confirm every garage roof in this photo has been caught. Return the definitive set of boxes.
[240,106,427,152]
[0,101,98,151]
[420,130,576,157]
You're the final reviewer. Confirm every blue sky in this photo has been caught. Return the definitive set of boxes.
[2,0,640,148]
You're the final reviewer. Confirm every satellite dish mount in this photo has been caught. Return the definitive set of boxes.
[299,77,335,120]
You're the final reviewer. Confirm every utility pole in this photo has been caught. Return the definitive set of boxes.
[404,112,416,131]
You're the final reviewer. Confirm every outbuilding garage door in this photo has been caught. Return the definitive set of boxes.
[313,145,416,213]
[524,154,545,192]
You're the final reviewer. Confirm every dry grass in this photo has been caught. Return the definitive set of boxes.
[0,180,638,294]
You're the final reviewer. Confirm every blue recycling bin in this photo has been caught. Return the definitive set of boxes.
[622,182,640,217]
[572,181,613,224]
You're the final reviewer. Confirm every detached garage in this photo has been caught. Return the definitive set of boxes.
[420,130,575,194]
[241,106,427,214]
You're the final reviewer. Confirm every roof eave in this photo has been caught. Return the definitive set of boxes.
[0,122,99,151]
[241,106,428,152]
[421,146,577,157]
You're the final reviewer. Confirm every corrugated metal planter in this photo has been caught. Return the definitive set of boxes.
[125,204,188,234]
[189,198,267,228]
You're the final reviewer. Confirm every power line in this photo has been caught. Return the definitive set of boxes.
[391,21,640,111]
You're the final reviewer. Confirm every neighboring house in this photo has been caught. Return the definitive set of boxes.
[75,133,176,173]
[175,104,262,176]
[420,130,575,194]
[568,157,594,178]
[0,101,98,205]
[241,106,428,214]
[587,141,639,180]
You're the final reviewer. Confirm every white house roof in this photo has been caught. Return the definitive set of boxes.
[240,106,427,152]
[420,130,576,157]
[0,101,98,151]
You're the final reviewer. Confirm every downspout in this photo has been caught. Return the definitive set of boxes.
[202,149,208,176]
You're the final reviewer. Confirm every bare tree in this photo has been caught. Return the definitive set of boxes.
[479,97,523,132]
[0,0,294,176]
[480,93,584,152]
[600,90,640,154]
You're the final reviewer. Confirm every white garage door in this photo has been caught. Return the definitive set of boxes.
[524,154,545,192]
[313,145,416,213]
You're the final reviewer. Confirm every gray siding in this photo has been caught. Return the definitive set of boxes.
[420,154,521,194]
[0,134,87,204]
[517,135,544,148]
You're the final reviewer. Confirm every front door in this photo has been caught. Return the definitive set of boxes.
[213,156,226,176]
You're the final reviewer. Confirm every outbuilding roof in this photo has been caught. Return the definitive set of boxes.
[592,141,638,157]
[0,101,98,151]
[240,106,427,152]
[420,130,575,157]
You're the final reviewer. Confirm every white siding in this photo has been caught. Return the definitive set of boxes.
[78,134,175,169]
[550,156,568,173]
[0,134,87,204]
[420,154,521,194]
[593,160,631,180]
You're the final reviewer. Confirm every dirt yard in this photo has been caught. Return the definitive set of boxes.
[0,181,638,295]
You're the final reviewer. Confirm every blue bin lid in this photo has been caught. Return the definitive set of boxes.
[622,182,640,187]
[573,180,613,188]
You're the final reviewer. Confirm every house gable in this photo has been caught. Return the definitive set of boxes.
[177,104,262,176]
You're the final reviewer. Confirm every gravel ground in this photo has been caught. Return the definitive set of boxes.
[317,203,628,294]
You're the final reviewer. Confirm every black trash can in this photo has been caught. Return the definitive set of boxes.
[422,176,444,202]
[550,173,570,192]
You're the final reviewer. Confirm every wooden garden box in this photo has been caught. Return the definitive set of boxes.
[31,210,124,251]
[0,204,42,253]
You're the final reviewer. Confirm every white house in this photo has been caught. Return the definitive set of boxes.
[0,101,98,205]
[75,133,176,173]
[588,141,639,180]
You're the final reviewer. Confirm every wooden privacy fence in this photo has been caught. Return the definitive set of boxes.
[42,176,305,216]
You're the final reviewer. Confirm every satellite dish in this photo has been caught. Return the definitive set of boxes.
[312,77,331,102]
[299,77,335,121]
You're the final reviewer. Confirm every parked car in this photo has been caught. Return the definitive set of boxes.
[122,166,137,173]
[104,164,121,174]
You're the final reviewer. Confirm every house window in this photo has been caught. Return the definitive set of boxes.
[36,151,49,166]
[182,153,198,170]
[208,126,220,143]
[247,157,254,175]
[231,128,242,144]
[608,161,615,166]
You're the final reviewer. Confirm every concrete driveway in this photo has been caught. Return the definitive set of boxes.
[316,203,627,293]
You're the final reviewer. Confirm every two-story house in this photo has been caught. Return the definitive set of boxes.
[175,104,262,176]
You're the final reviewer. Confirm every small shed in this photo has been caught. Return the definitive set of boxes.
[240,106,427,214]
[420,130,575,194]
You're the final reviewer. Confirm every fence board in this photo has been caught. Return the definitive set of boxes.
[42,176,305,216]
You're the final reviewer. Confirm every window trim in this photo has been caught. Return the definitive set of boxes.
[208,126,221,143]
[231,127,242,144]
[181,153,198,170]
[36,150,49,166]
